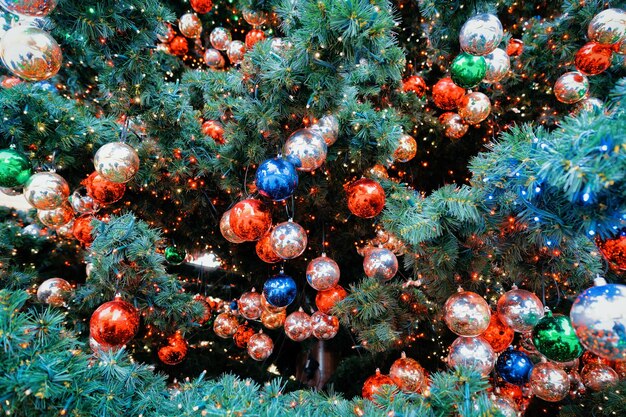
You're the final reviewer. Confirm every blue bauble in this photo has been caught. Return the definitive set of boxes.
[496,348,534,385]
[263,274,297,308]
[255,157,298,201]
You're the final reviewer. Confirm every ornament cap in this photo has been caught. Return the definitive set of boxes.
[456,286,464,293]
[511,284,518,290]
[594,275,607,286]
[400,351,407,359]
[375,368,381,375]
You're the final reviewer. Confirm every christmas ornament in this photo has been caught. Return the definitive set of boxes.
[362,369,396,401]
[306,255,340,291]
[528,361,570,402]
[90,297,140,347]
[575,42,613,75]
[263,273,297,308]
[614,361,626,379]
[192,294,212,325]
[219,209,245,243]
[239,290,262,320]
[73,215,95,245]
[256,232,281,263]
[484,48,510,83]
[496,348,534,385]
[37,203,73,227]
[0,186,21,195]
[36,277,71,306]
[315,285,348,314]
[572,97,604,115]
[450,53,487,89]
[209,27,232,50]
[532,312,583,363]
[458,91,491,124]
[581,363,619,391]
[597,234,626,272]
[0,148,31,188]
[164,246,186,265]
[24,172,69,210]
[248,332,273,361]
[229,198,272,241]
[202,120,225,143]
[204,48,225,69]
[312,114,339,146]
[226,40,246,64]
[389,352,426,393]
[234,323,255,348]
[570,278,626,360]
[1,77,22,88]
[190,0,212,14]
[283,128,327,172]
[213,312,239,338]
[255,157,298,201]
[169,36,188,56]
[554,71,589,104]
[363,247,398,281]
[0,27,62,81]
[459,13,503,56]
[94,142,140,183]
[492,396,518,417]
[157,24,175,43]
[158,333,188,365]
[481,312,515,352]
[368,164,389,179]
[22,224,42,236]
[447,336,496,375]
[506,38,524,57]
[285,310,312,342]
[439,112,468,140]
[89,337,117,356]
[346,178,385,219]
[432,77,465,110]
[270,220,307,259]
[311,311,339,340]
[393,134,417,163]
[582,351,613,367]
[402,75,427,97]
[261,308,286,329]
[588,8,626,45]
[242,8,267,27]
[0,0,57,16]
[260,292,285,313]
[497,287,545,332]
[84,172,125,205]
[55,220,74,239]
[443,290,491,337]
[245,29,266,49]
[569,370,586,397]
[179,13,202,39]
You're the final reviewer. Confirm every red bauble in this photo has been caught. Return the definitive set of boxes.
[190,0,213,14]
[90,297,140,347]
[256,232,281,263]
[83,172,125,205]
[362,369,397,401]
[596,234,626,272]
[315,285,348,314]
[73,215,95,245]
[402,75,427,97]
[233,324,256,348]
[431,77,465,110]
[158,333,188,365]
[202,120,225,144]
[245,29,266,49]
[169,36,189,56]
[229,198,272,241]
[346,178,385,219]
[575,42,613,75]
[481,312,515,352]
[506,38,524,57]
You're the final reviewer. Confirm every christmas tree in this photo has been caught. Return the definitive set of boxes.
[0,0,625,415]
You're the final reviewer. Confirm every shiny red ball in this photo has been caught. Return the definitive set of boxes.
[315,285,348,314]
[597,235,626,272]
[169,36,189,56]
[362,371,396,401]
[245,29,266,49]
[229,198,272,241]
[402,75,427,97]
[190,0,213,14]
[506,38,524,57]
[84,172,126,205]
[481,312,515,352]
[256,232,281,263]
[233,324,256,348]
[158,333,188,365]
[432,77,465,110]
[575,42,613,75]
[202,120,225,144]
[73,215,95,246]
[90,298,140,347]
[346,178,385,219]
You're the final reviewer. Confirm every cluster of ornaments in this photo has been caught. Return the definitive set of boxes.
[362,353,427,401]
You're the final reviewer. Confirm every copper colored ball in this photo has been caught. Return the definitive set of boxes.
[402,75,427,97]
[213,312,239,338]
[432,77,465,110]
[362,370,396,401]
[233,324,255,348]
[202,120,225,144]
[529,362,570,402]
[247,332,274,361]
[575,42,614,75]
[84,172,125,205]
[260,292,286,313]
[229,198,272,241]
[346,178,385,219]
[245,29,266,49]
[439,112,468,140]
[284,311,312,342]
[256,232,281,263]
[389,353,426,393]
[179,13,202,39]
[506,38,524,57]
[596,235,626,272]
[393,134,417,163]
[220,209,245,243]
[311,311,340,340]
[169,36,189,56]
[239,291,263,320]
[73,215,95,245]
[158,333,188,365]
[261,308,286,329]
[581,363,619,391]
[90,297,140,347]
[36,277,72,306]
[481,312,515,352]
[37,203,74,227]
[315,285,348,314]
[368,164,389,179]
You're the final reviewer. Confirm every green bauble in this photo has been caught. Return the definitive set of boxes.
[164,246,186,265]
[532,312,584,362]
[450,53,487,89]
[0,148,31,188]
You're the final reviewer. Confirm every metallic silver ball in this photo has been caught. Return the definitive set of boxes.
[226,40,246,65]
[484,48,510,83]
[572,97,604,115]
[242,8,267,27]
[284,310,312,342]
[0,0,57,16]
[497,288,544,333]
[94,142,140,183]
[55,219,74,239]
[37,203,74,227]
[363,247,398,281]
[306,255,340,291]
[22,224,42,236]
[554,71,589,104]
[447,336,495,375]
[270,220,307,259]
[0,187,22,196]
[529,362,570,402]
[443,290,491,337]
[311,311,340,340]
[70,187,100,214]
[37,277,71,306]
[283,128,327,172]
[24,172,69,210]
[178,13,202,39]
[312,115,339,146]
[588,8,626,45]
[0,26,62,81]
[204,48,225,68]
[210,27,232,51]
[459,13,503,56]
[440,112,469,140]
[458,92,491,125]
[270,37,293,53]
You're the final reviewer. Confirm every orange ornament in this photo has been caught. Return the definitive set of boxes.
[432,77,465,110]
[1,77,22,88]
[256,232,281,263]
[362,369,397,401]
[213,312,239,338]
[506,39,524,57]
[83,172,125,205]
[393,134,417,163]
[233,323,256,348]
[346,178,385,219]
[315,285,348,314]
[169,36,189,56]
[190,0,213,14]
[158,333,188,365]
[261,308,286,329]
[229,198,272,241]
[90,297,140,347]
[481,312,515,352]
[245,29,266,49]
[202,120,225,144]
[389,352,426,393]
[368,164,389,179]
[73,215,95,245]
[596,234,626,272]
[402,75,427,97]
[575,42,613,75]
